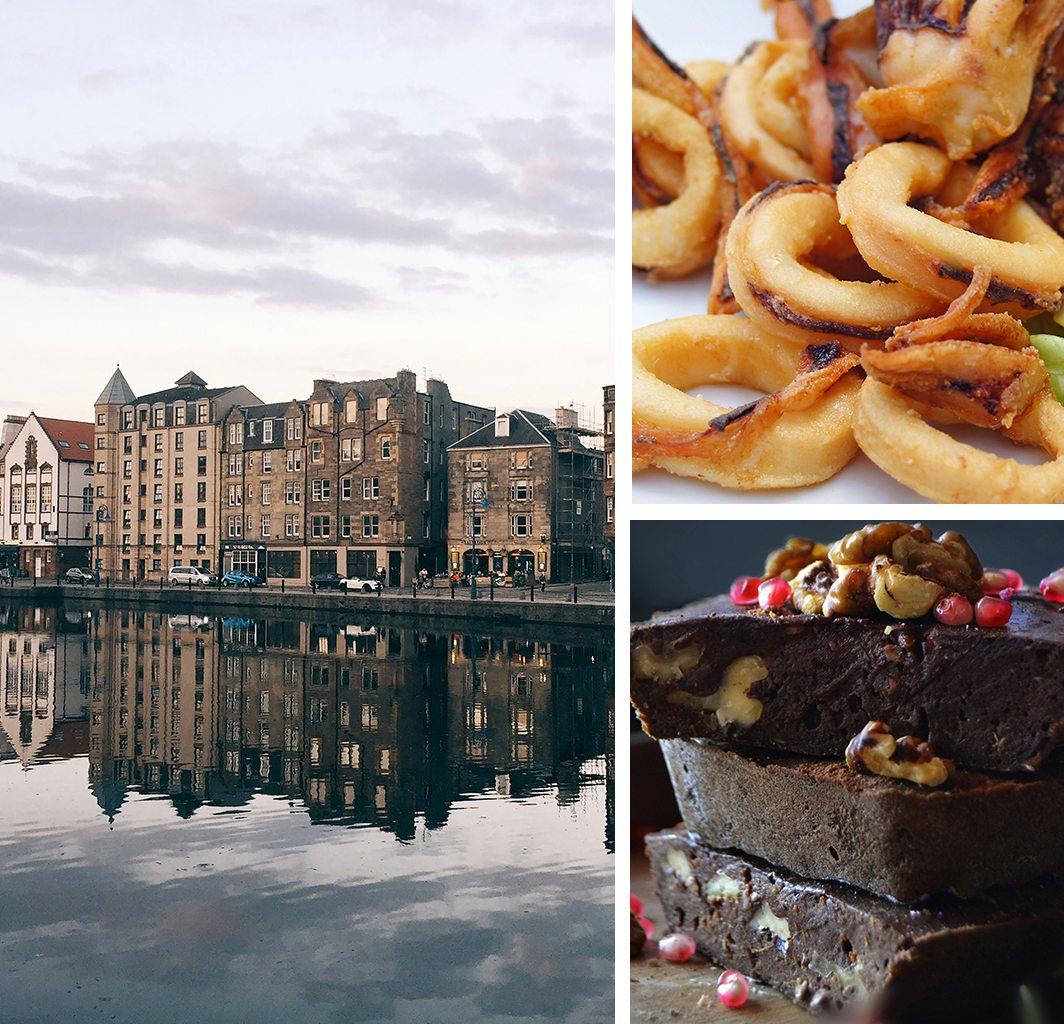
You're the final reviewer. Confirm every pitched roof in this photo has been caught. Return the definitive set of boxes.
[448,410,553,451]
[37,417,95,461]
[95,367,136,407]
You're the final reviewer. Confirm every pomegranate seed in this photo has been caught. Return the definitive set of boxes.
[717,969,750,1008]
[758,577,792,610]
[730,576,761,605]
[982,568,1024,594]
[637,916,654,939]
[1041,570,1064,604]
[630,893,643,916]
[658,932,696,962]
[934,594,973,626]
[975,596,1013,627]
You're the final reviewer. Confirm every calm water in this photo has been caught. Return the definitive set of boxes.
[0,600,614,1024]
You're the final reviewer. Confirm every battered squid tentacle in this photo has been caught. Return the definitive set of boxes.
[859,0,1064,160]
[836,142,1064,313]
[726,179,943,350]
[632,315,860,489]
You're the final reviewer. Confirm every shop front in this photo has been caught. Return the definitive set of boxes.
[220,541,267,579]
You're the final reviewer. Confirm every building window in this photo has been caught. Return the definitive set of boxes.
[469,515,483,538]
[341,478,351,500]
[341,515,351,538]
[423,440,429,463]
[380,436,391,460]
[123,460,132,478]
[197,404,208,424]
[376,397,388,420]
[96,461,105,473]
[285,481,301,504]
[362,477,379,499]
[228,516,242,538]
[154,433,163,452]
[154,509,163,528]
[262,451,272,473]
[97,413,106,426]
[285,514,300,537]
[311,515,331,538]
[261,515,270,537]
[154,485,163,502]
[198,429,207,449]
[261,482,271,505]
[175,457,183,476]
[175,405,186,426]
[310,440,322,463]
[198,456,207,475]
[262,420,273,443]
[174,508,183,527]
[175,483,183,502]
[96,436,106,449]
[286,417,302,440]
[197,482,207,503]
[362,514,379,538]
[152,408,164,427]
[312,479,331,501]
[175,432,184,450]
[286,449,301,472]
[606,496,613,523]
[341,437,362,461]
[228,484,242,506]
[423,400,430,425]
[511,514,532,537]
[510,480,530,501]
[606,451,613,479]
[228,423,243,445]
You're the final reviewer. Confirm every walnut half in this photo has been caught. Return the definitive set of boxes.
[845,721,954,787]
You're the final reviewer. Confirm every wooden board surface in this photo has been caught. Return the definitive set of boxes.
[631,849,810,1024]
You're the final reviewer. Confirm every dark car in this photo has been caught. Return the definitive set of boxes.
[310,572,347,591]
[221,569,263,588]
[64,567,96,585]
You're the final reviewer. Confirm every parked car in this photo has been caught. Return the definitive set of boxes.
[342,575,382,593]
[168,565,216,586]
[310,571,347,591]
[221,569,263,588]
[64,567,97,585]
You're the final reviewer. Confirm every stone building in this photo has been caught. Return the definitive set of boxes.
[93,369,261,581]
[603,384,615,581]
[0,413,95,578]
[220,370,492,586]
[446,409,605,583]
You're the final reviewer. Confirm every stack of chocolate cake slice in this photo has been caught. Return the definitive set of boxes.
[631,527,1064,1023]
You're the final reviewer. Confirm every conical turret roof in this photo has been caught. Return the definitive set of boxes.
[95,366,136,406]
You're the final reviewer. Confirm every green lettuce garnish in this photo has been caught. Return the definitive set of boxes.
[1030,332,1064,406]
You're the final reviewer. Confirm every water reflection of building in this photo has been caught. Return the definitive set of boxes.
[61,605,612,842]
[0,603,90,765]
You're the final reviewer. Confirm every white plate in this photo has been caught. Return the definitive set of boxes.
[631,1,1050,505]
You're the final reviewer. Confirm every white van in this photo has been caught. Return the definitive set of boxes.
[168,565,216,586]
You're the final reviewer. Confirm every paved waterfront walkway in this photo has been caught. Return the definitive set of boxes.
[2,575,615,608]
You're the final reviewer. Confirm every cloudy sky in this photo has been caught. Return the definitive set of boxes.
[0,0,614,425]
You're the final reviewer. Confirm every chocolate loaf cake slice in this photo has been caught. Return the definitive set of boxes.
[647,827,1064,1022]
[661,738,1064,903]
[632,592,1064,772]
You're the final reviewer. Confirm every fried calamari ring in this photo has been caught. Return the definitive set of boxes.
[718,40,817,185]
[726,180,942,349]
[633,89,722,280]
[633,314,860,488]
[837,142,1064,313]
[853,379,1064,503]
[858,0,1064,160]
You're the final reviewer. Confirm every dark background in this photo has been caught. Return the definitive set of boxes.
[631,519,1064,621]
